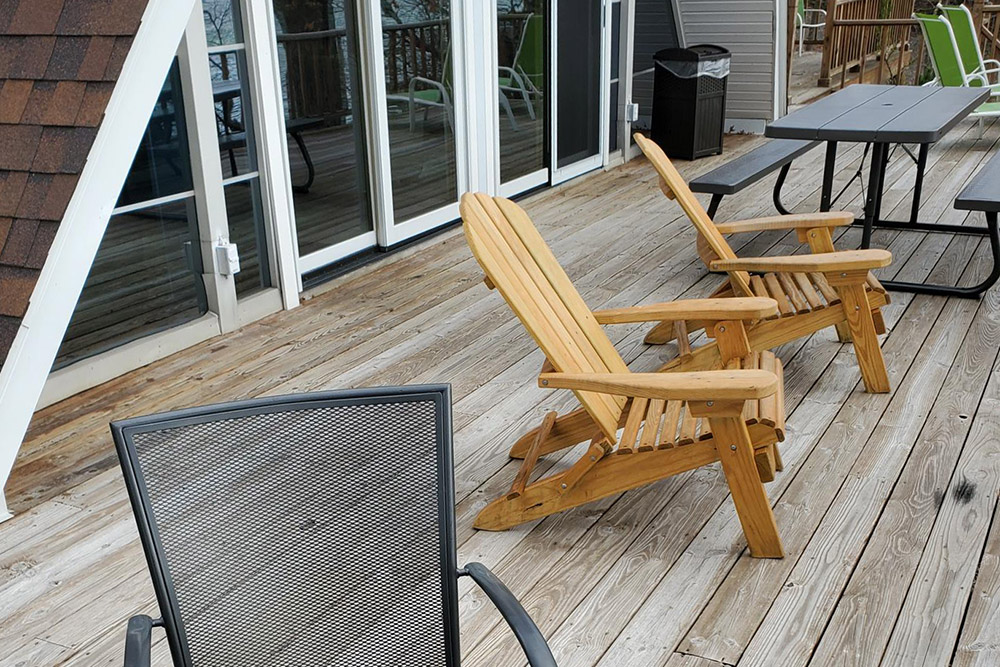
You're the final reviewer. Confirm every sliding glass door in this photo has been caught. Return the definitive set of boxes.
[551,0,608,184]
[378,2,459,223]
[497,1,547,195]
[270,0,375,273]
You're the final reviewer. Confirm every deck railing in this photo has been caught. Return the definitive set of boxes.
[979,4,1000,63]
[818,0,917,87]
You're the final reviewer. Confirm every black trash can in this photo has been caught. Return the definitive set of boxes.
[651,45,730,160]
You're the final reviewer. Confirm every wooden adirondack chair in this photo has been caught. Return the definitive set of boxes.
[461,192,790,558]
[634,133,893,394]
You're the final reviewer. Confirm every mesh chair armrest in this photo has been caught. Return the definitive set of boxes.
[460,563,557,667]
[124,615,155,667]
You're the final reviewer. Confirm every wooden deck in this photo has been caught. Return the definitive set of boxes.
[4,117,1000,666]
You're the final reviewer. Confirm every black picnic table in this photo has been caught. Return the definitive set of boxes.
[766,84,991,297]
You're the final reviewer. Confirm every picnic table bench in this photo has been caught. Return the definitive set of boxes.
[949,150,1000,296]
[689,139,820,218]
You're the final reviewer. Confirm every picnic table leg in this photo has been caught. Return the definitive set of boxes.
[909,143,929,225]
[880,212,1000,298]
[707,194,724,219]
[772,163,792,216]
[289,130,316,194]
[820,141,838,212]
[861,142,889,249]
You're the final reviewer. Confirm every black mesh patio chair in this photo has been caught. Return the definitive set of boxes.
[112,385,556,667]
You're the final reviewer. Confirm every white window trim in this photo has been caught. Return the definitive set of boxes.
[241,0,303,302]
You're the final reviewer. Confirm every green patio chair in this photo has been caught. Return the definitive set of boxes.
[915,12,1000,135]
[794,0,827,56]
[938,3,1000,95]
[388,43,519,132]
[499,13,544,120]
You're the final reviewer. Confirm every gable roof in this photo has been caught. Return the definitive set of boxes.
[0,0,149,369]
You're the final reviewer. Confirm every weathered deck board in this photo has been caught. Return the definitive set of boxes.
[2,119,1000,667]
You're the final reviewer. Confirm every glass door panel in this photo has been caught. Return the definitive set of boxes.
[271,0,374,262]
[497,2,546,186]
[552,0,603,179]
[380,1,458,222]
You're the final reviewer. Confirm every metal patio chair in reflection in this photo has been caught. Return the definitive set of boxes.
[499,13,544,120]
[387,45,519,132]
[793,0,826,55]
[113,386,556,667]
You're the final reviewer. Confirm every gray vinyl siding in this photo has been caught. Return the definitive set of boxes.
[677,0,778,123]
[631,0,683,128]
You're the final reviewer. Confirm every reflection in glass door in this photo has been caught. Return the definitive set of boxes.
[551,0,606,183]
[379,0,459,224]
[497,1,547,193]
[271,0,375,271]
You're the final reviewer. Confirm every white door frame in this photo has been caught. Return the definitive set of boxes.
[362,0,470,248]
[243,0,302,301]
[492,5,548,199]
[550,0,612,185]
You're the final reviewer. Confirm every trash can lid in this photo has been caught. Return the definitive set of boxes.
[654,44,730,62]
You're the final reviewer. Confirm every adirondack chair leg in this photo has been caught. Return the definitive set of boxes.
[475,434,727,531]
[755,444,777,483]
[508,408,602,458]
[645,319,680,344]
[834,280,890,393]
[773,442,785,472]
[697,405,784,558]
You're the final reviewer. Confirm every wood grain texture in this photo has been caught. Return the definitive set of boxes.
[6,121,1000,666]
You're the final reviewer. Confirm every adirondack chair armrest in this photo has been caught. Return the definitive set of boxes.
[460,563,557,667]
[592,297,778,324]
[538,370,778,401]
[713,211,854,235]
[710,249,892,274]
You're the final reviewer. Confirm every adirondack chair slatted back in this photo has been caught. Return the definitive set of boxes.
[633,134,755,297]
[916,13,967,87]
[461,193,628,440]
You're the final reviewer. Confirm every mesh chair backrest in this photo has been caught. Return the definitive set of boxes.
[633,133,755,297]
[113,386,458,667]
[460,192,628,440]
[916,13,967,87]
[939,4,984,79]
[797,0,805,19]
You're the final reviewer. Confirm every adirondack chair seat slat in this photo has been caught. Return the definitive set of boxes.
[715,270,885,318]
[621,350,785,450]
[461,192,789,558]
[635,133,893,394]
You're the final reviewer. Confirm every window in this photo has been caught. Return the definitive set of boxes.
[56,62,209,368]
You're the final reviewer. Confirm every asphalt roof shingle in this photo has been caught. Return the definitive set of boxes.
[0,0,150,367]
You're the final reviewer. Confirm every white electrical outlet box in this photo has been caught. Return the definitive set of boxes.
[215,241,241,276]
[625,102,640,122]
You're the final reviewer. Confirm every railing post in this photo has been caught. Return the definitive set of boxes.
[972,0,985,35]
[819,0,839,86]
